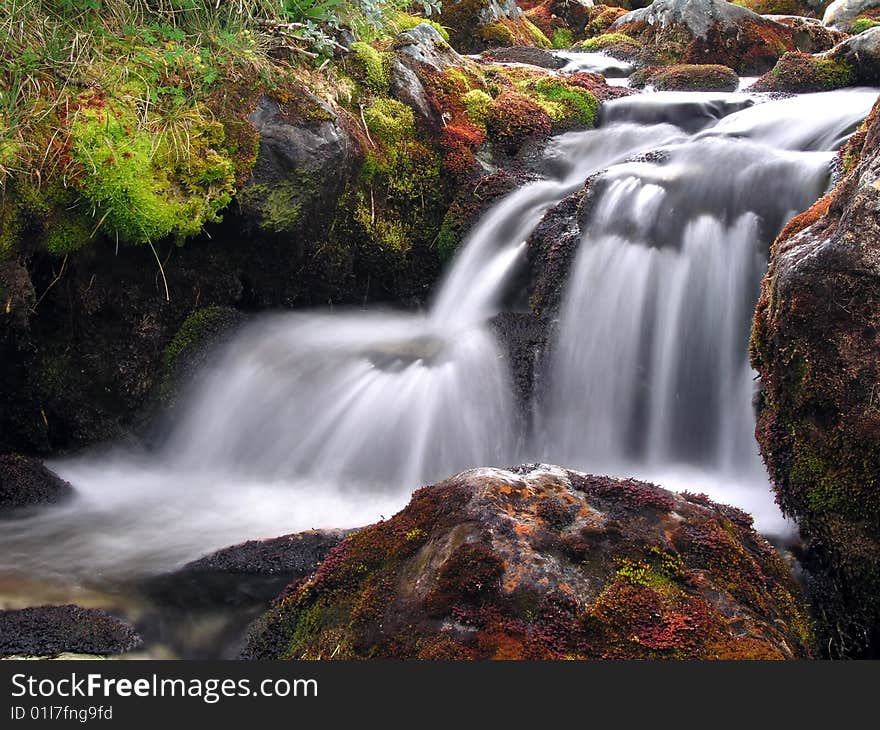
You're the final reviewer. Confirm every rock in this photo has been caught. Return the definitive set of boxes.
[239,93,359,237]
[630,63,740,91]
[393,24,464,73]
[389,58,440,126]
[612,0,800,73]
[480,46,567,68]
[823,0,880,30]
[753,28,880,91]
[524,0,598,45]
[0,455,74,513]
[770,14,847,53]
[242,465,813,660]
[0,605,142,658]
[147,529,354,607]
[751,99,880,657]
[443,0,551,53]
[736,0,830,18]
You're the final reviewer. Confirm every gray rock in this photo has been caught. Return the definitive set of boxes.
[613,0,766,38]
[390,58,439,126]
[827,25,880,82]
[824,0,880,29]
[393,23,463,73]
[240,94,357,235]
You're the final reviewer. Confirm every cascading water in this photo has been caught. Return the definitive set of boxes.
[0,86,876,589]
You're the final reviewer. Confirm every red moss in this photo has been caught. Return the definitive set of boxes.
[485,92,552,152]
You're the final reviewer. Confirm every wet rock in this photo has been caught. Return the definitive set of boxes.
[751,98,880,656]
[770,14,846,53]
[630,63,740,91]
[823,0,880,30]
[389,58,439,127]
[480,46,567,68]
[243,465,813,660]
[613,0,799,73]
[147,529,354,607]
[490,312,547,413]
[0,455,74,513]
[239,93,359,237]
[0,605,141,658]
[443,0,550,53]
[753,28,880,91]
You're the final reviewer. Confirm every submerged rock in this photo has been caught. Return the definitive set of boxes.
[0,605,141,658]
[242,465,813,660]
[751,99,880,657]
[0,455,74,513]
[612,0,800,73]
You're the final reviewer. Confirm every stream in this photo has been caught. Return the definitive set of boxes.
[1,57,877,657]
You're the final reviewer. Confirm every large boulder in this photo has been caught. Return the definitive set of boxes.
[0,605,141,658]
[443,0,551,52]
[753,27,880,91]
[612,0,802,73]
[243,465,813,660]
[0,454,73,513]
[751,100,880,657]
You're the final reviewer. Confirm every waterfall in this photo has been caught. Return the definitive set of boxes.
[1,87,876,582]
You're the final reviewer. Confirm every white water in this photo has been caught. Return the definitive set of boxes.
[1,88,876,584]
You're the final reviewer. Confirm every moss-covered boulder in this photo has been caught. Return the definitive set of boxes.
[243,465,813,660]
[523,0,602,47]
[751,100,880,657]
[630,63,740,90]
[443,0,552,52]
[753,28,880,91]
[612,0,801,73]
[0,454,73,513]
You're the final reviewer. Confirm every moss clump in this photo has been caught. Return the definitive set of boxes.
[527,78,598,128]
[68,92,235,247]
[462,89,493,126]
[631,64,739,92]
[486,92,552,152]
[552,27,575,49]
[578,33,639,51]
[852,18,880,33]
[350,42,392,93]
[392,13,450,42]
[363,98,416,145]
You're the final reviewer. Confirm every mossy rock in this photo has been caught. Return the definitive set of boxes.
[243,466,813,660]
[630,64,740,92]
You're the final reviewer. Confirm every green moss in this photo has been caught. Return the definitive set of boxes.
[163,306,238,372]
[480,22,515,46]
[350,42,392,93]
[68,95,235,246]
[552,28,575,50]
[524,19,552,49]
[393,13,450,42]
[238,181,307,234]
[851,18,880,34]
[44,214,94,256]
[529,78,598,128]
[363,98,416,145]
[577,33,638,51]
[462,89,493,126]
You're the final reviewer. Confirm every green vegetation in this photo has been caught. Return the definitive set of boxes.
[0,0,442,258]
[852,17,880,33]
[577,33,638,51]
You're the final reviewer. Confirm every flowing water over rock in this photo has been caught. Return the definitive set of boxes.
[0,87,876,590]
